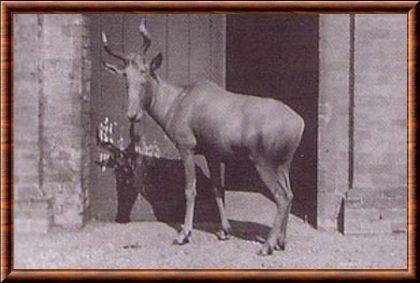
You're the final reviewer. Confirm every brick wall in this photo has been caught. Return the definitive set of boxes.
[13,15,48,233]
[13,15,42,201]
[317,15,350,231]
[318,14,407,234]
[13,14,91,232]
[344,14,407,234]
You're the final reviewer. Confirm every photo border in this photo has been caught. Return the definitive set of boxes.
[1,1,417,281]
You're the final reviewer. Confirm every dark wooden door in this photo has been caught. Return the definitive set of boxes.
[88,14,226,222]
[226,14,319,226]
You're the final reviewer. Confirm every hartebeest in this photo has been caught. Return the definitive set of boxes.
[101,20,305,255]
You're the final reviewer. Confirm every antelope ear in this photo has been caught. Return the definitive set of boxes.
[150,53,163,72]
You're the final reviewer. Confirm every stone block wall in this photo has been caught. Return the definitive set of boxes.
[13,14,91,231]
[317,15,350,231]
[13,15,42,202]
[344,188,406,234]
[344,14,407,234]
[318,14,407,234]
[317,14,407,234]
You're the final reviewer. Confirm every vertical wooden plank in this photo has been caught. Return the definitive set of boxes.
[87,13,104,220]
[100,14,125,128]
[142,14,178,160]
[211,14,226,87]
[147,14,168,79]
[93,14,125,220]
[190,14,211,83]
[123,14,142,55]
[167,14,189,85]
[87,14,101,145]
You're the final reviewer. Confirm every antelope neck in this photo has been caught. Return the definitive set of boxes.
[148,77,187,133]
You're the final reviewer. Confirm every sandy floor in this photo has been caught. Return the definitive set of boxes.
[14,214,407,269]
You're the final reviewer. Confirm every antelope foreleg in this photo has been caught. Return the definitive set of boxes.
[173,149,196,245]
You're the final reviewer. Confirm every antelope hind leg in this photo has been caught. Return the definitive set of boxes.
[255,163,292,256]
[274,169,293,251]
[274,201,292,251]
[208,160,232,240]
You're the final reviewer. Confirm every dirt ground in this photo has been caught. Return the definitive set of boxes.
[14,214,407,269]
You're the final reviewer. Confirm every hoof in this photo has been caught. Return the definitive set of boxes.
[257,244,274,256]
[274,240,285,251]
[172,231,191,245]
[216,229,232,241]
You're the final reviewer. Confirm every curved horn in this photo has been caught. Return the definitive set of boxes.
[101,32,128,65]
[139,19,151,54]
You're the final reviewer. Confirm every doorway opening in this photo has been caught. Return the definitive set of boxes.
[225,14,319,227]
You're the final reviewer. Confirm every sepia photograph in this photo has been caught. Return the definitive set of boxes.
[2,1,414,279]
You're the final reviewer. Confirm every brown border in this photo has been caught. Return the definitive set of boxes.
[0,1,417,13]
[1,1,417,281]
[408,1,418,280]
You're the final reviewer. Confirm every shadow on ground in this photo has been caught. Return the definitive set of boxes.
[194,220,270,243]
[116,156,274,242]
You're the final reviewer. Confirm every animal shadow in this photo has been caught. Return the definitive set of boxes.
[194,219,271,243]
[139,156,220,225]
[228,220,271,243]
[131,156,272,243]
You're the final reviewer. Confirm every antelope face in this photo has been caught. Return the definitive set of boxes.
[124,53,162,123]
[101,19,162,123]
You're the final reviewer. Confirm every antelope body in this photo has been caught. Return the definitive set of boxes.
[102,20,305,255]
